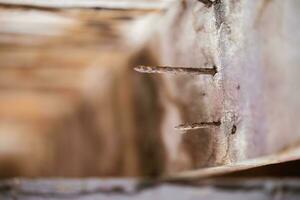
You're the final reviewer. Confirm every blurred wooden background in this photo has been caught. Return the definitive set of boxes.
[0,0,171,177]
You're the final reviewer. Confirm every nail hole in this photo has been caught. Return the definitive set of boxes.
[231,125,237,135]
[236,85,240,90]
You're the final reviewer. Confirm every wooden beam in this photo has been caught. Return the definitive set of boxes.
[0,0,174,10]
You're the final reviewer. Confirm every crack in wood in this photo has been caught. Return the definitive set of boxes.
[197,0,220,8]
[197,0,214,8]
[134,65,218,76]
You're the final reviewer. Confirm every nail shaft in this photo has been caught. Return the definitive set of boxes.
[175,121,221,131]
[134,65,217,76]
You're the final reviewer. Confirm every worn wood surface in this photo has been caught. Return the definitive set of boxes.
[142,0,300,176]
[1,178,300,199]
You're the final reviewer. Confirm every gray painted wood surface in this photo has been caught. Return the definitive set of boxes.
[1,178,300,200]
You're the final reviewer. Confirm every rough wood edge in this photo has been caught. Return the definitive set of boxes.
[0,0,174,10]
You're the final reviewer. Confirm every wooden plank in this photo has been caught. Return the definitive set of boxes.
[0,0,174,10]
[141,0,300,176]
[1,178,300,199]
[0,2,155,177]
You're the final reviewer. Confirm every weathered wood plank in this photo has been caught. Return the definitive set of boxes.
[141,0,300,176]
[1,178,300,199]
[0,0,174,10]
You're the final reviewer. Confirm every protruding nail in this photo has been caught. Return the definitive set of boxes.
[134,65,217,76]
[175,121,221,131]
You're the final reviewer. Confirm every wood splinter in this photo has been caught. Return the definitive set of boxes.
[134,65,218,76]
[175,121,221,131]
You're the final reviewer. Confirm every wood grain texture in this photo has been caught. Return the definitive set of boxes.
[0,2,165,177]
[1,178,300,199]
[0,0,174,10]
[143,0,300,176]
